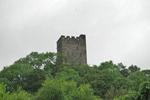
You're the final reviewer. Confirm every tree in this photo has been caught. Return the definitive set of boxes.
[128,71,150,91]
[142,70,150,77]
[98,61,119,71]
[1,51,150,100]
[0,83,31,100]
[55,69,81,82]
[73,65,91,77]
[6,88,32,100]
[118,63,129,77]
[90,69,115,98]
[74,84,99,100]
[15,52,57,69]
[34,78,76,100]
[23,68,46,93]
[128,65,140,73]
[0,63,33,92]
[0,83,7,97]
[105,87,127,100]
[86,61,123,98]
[113,90,139,100]
[34,77,99,100]
[137,81,150,100]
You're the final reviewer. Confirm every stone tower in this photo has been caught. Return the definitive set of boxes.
[57,34,87,66]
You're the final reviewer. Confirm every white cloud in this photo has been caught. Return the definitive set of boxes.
[0,0,149,70]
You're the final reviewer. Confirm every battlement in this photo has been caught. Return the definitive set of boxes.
[58,34,85,41]
[57,34,87,66]
[57,34,86,45]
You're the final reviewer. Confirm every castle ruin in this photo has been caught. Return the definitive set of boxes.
[57,34,87,66]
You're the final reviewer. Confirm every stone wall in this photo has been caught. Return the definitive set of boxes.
[57,34,87,65]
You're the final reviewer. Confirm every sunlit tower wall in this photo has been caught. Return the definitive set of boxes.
[57,34,87,66]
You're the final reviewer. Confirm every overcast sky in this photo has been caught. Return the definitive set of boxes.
[0,0,150,70]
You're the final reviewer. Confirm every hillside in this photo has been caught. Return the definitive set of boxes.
[0,52,150,100]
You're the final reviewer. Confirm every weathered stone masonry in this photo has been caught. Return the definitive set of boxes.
[57,34,87,66]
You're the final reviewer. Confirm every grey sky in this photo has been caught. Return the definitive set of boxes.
[0,0,150,70]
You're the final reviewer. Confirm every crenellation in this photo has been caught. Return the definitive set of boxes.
[61,35,65,38]
[71,36,75,39]
[66,36,70,39]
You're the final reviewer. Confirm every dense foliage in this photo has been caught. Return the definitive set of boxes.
[0,52,150,100]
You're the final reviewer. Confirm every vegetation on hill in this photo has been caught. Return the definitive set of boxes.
[0,52,150,100]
